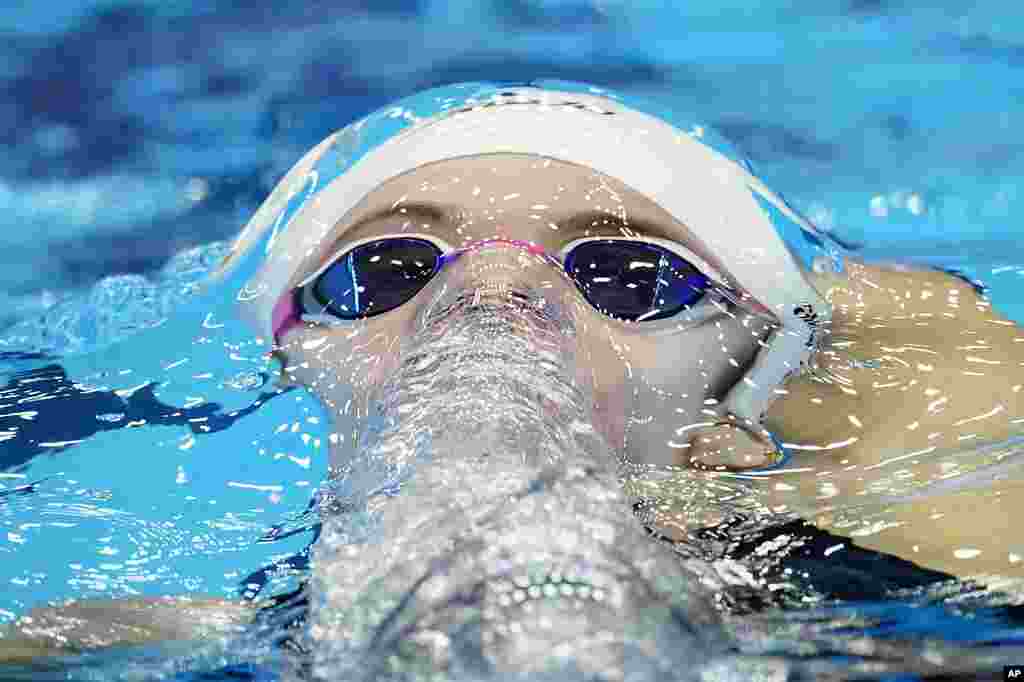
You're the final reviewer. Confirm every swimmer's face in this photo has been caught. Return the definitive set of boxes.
[272,154,777,470]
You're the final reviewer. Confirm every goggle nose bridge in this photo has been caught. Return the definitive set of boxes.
[440,237,553,267]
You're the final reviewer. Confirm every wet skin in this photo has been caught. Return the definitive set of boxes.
[275,154,779,476]
[274,154,1024,579]
[266,154,785,676]
[770,259,1024,578]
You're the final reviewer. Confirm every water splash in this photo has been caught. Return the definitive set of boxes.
[0,242,231,358]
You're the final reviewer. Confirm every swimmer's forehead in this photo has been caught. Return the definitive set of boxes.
[290,153,738,290]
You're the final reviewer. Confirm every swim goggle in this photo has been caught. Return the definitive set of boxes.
[225,81,840,430]
[289,235,714,326]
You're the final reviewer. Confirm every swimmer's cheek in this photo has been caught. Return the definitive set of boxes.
[0,597,257,662]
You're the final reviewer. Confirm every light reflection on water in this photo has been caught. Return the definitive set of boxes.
[0,231,1024,678]
[0,248,325,650]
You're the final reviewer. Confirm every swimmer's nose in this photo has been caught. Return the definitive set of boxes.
[436,240,568,301]
[452,237,548,259]
[415,239,579,330]
[446,239,555,278]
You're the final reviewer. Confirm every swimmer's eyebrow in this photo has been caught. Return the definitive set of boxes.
[303,203,720,282]
[302,202,454,276]
[554,210,680,242]
[341,202,454,240]
[335,204,683,246]
[557,210,742,291]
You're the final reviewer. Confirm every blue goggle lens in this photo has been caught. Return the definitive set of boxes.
[563,240,710,322]
[312,237,442,319]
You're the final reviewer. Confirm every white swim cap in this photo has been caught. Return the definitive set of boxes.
[224,80,840,427]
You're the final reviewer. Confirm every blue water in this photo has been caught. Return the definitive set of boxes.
[1,2,1024,680]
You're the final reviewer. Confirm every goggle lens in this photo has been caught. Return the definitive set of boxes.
[309,238,710,322]
[564,240,710,322]
[312,237,443,319]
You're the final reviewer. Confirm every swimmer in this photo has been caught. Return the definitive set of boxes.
[3,82,1022,679]
[238,82,1023,580]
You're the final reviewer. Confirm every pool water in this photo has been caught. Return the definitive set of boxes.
[2,2,1024,680]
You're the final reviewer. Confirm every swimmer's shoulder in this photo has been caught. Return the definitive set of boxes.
[807,256,997,323]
